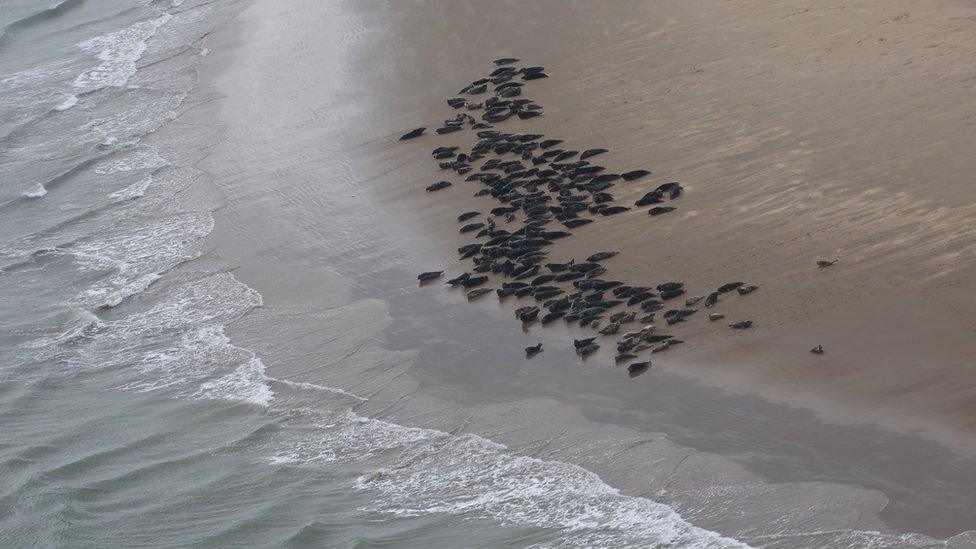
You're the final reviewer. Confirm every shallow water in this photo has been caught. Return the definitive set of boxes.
[1,0,974,547]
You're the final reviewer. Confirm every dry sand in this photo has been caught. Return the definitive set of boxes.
[390,0,976,450]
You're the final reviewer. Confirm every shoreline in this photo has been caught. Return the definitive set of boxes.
[189,0,976,543]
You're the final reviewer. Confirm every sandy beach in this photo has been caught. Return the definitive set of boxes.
[174,0,976,544]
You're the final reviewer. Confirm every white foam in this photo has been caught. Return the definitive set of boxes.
[54,94,78,111]
[73,14,173,92]
[195,358,274,407]
[275,379,367,402]
[68,211,214,308]
[109,174,153,201]
[260,401,748,548]
[97,272,161,308]
[353,425,748,548]
[95,149,168,175]
[21,183,48,198]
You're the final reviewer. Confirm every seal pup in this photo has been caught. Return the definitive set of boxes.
[810,345,825,354]
[526,343,543,358]
[400,127,425,140]
[737,285,759,296]
[417,271,443,283]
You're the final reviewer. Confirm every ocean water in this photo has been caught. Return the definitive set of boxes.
[1,1,974,548]
[0,1,747,547]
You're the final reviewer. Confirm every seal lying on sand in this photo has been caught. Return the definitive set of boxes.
[417,271,443,283]
[622,169,650,181]
[426,181,451,192]
[400,127,425,140]
[525,343,543,357]
[628,361,651,378]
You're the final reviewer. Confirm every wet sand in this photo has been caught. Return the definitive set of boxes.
[189,0,976,543]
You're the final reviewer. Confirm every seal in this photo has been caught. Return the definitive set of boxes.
[685,295,704,306]
[599,322,620,335]
[656,282,684,292]
[467,288,493,300]
[562,218,593,229]
[494,57,520,65]
[717,282,744,293]
[660,288,685,300]
[458,244,482,259]
[417,271,443,283]
[810,344,825,354]
[627,361,651,378]
[615,352,637,363]
[573,337,596,349]
[457,211,481,221]
[459,222,485,234]
[400,127,425,140]
[426,181,452,192]
[817,260,837,267]
[599,206,630,216]
[730,320,754,329]
[460,275,489,288]
[580,148,608,161]
[621,170,650,181]
[525,343,543,357]
[577,343,600,357]
[635,191,663,206]
[648,206,676,216]
[705,291,719,308]
[541,311,565,324]
[540,139,562,149]
[737,285,758,295]
[708,312,724,321]
[586,251,618,262]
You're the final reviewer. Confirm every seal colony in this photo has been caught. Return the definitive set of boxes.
[405,59,761,378]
